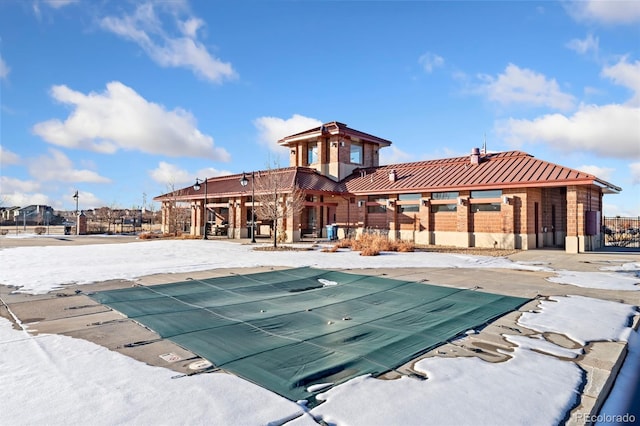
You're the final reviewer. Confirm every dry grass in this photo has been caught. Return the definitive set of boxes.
[139,232,161,240]
[254,245,314,252]
[139,232,201,240]
[415,246,519,257]
[359,247,380,256]
[330,234,415,256]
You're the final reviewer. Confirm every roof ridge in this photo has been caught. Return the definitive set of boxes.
[370,150,531,170]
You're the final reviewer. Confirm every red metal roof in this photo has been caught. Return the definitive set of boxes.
[154,151,621,202]
[154,167,342,202]
[278,121,393,147]
[340,151,621,195]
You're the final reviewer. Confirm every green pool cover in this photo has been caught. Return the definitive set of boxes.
[90,267,528,401]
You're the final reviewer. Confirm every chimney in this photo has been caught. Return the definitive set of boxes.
[388,169,397,182]
[470,147,480,165]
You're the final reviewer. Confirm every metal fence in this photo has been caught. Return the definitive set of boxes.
[603,216,640,248]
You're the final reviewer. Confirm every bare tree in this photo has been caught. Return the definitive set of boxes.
[164,182,191,236]
[254,168,305,248]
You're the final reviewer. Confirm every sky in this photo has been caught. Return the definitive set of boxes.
[0,0,639,216]
[0,238,638,424]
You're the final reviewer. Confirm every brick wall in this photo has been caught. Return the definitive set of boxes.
[430,211,457,232]
[470,211,503,233]
[366,213,389,229]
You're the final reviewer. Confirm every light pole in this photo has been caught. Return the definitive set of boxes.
[73,190,79,235]
[193,177,208,239]
[73,190,79,214]
[240,172,256,243]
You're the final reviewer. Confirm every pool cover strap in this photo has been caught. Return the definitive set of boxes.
[90,267,528,401]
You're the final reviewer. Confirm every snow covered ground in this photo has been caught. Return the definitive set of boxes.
[1,238,639,294]
[0,238,638,425]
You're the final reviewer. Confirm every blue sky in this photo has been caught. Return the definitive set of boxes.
[1,0,638,215]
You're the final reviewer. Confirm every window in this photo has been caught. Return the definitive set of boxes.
[398,193,420,213]
[431,204,457,213]
[432,191,459,200]
[367,195,387,213]
[307,142,318,165]
[471,203,501,212]
[350,142,363,164]
[471,189,502,198]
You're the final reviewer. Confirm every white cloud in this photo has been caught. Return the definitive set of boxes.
[0,177,51,207]
[566,34,599,56]
[253,114,323,152]
[496,103,640,159]
[603,201,637,217]
[196,167,233,179]
[1,191,52,208]
[380,146,417,165]
[148,161,233,187]
[496,57,640,160]
[418,52,444,73]
[601,57,640,105]
[42,0,79,8]
[0,146,21,165]
[0,176,41,194]
[179,17,204,39]
[100,2,236,84]
[69,189,103,210]
[565,0,640,24]
[32,82,230,161]
[0,55,9,80]
[478,64,575,111]
[576,165,615,181]
[149,161,193,186]
[27,149,112,183]
[631,162,640,185]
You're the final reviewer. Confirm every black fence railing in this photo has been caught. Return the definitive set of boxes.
[603,216,640,248]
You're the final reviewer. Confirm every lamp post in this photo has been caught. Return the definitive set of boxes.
[73,190,79,214]
[193,177,208,239]
[240,172,256,243]
[73,190,79,235]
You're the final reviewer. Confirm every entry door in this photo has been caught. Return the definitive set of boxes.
[551,205,556,246]
[305,207,316,234]
[534,202,540,248]
[328,207,336,224]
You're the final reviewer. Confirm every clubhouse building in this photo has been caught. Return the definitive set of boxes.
[154,122,621,253]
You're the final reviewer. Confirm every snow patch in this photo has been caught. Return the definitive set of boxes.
[547,270,640,291]
[518,295,637,346]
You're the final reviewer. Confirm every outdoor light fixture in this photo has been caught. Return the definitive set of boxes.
[73,190,79,214]
[240,172,256,243]
[194,177,208,240]
[73,190,79,235]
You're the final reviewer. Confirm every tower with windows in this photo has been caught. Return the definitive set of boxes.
[278,121,392,181]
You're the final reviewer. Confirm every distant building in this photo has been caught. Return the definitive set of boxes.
[0,206,21,222]
[5,205,58,225]
[155,122,621,253]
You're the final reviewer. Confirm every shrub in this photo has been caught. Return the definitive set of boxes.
[34,227,46,235]
[322,245,339,253]
[139,232,161,240]
[360,247,380,256]
[395,240,415,252]
[330,234,414,255]
[335,239,353,249]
